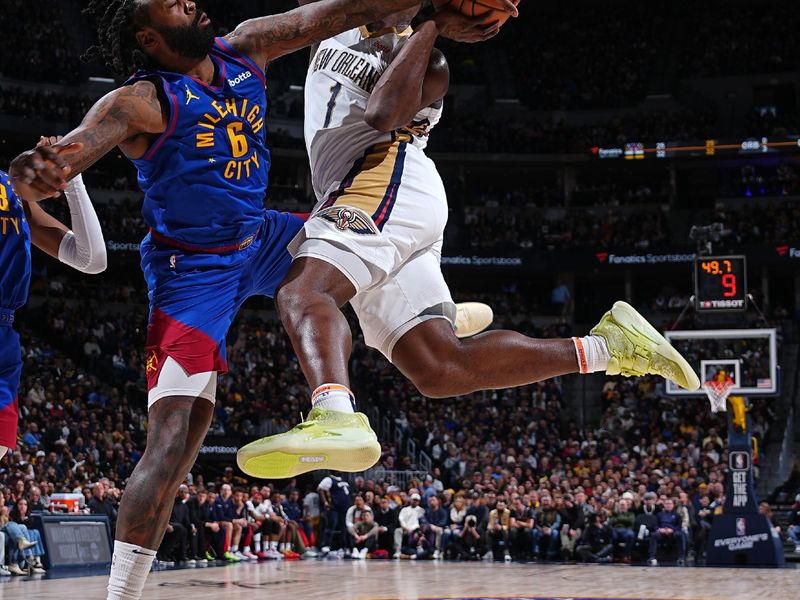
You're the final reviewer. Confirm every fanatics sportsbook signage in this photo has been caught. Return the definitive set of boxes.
[107,240,800,274]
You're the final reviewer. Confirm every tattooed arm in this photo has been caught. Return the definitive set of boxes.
[227,0,422,68]
[227,0,517,67]
[9,81,166,202]
[365,22,448,133]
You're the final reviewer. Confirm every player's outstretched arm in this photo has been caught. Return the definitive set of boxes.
[365,21,448,133]
[25,137,108,275]
[9,81,166,202]
[227,0,518,67]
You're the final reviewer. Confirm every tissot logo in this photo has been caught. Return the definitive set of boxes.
[776,245,789,256]
[596,252,609,263]
[228,71,253,87]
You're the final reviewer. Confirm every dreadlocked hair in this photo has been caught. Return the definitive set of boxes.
[82,0,151,77]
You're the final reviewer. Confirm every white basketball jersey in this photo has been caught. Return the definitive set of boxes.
[304,27,443,201]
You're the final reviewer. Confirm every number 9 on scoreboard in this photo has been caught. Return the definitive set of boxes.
[694,255,748,312]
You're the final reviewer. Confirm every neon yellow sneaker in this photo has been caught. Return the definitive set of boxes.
[454,302,494,339]
[591,301,700,391]
[236,407,381,479]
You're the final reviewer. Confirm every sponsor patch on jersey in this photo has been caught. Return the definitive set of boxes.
[316,206,378,235]
[228,70,253,87]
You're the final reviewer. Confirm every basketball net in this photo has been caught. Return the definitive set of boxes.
[703,377,735,413]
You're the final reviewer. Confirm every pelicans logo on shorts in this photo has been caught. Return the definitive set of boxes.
[316,206,378,235]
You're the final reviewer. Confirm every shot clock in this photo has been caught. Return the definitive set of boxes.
[694,255,747,312]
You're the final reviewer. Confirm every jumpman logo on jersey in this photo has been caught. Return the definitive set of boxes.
[185,85,200,105]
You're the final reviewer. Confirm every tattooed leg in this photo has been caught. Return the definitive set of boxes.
[115,395,214,549]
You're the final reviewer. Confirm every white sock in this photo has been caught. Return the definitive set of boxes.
[280,543,288,552]
[270,541,278,551]
[107,541,156,600]
[253,533,262,552]
[230,545,238,553]
[572,335,611,374]
[311,384,356,413]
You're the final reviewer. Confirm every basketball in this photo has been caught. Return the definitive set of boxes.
[448,0,521,27]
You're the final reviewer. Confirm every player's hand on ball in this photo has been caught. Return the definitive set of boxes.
[37,135,64,147]
[9,140,83,202]
[432,0,519,15]
[432,7,503,42]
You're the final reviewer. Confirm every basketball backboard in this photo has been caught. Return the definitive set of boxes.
[664,328,778,396]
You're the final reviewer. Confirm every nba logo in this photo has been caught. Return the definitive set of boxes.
[736,518,746,537]
[730,451,749,471]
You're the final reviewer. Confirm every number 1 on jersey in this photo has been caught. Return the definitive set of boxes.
[323,83,342,129]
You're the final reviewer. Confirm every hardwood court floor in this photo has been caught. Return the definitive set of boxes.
[1,560,798,600]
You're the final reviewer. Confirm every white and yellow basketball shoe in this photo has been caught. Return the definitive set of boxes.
[237,408,381,479]
[454,302,494,338]
[590,301,700,391]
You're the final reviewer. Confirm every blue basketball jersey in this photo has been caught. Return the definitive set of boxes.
[128,38,270,250]
[0,171,31,312]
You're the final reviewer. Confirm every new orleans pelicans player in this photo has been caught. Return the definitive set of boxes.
[238,3,701,479]
[10,1,517,598]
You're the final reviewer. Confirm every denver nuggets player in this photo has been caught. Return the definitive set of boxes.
[0,136,106,458]
[10,1,519,598]
[237,5,702,479]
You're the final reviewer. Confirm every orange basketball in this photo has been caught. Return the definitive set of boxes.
[448,0,521,27]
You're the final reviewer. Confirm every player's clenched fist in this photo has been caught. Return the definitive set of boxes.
[9,142,83,202]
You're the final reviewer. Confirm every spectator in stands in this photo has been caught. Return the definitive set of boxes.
[158,486,191,565]
[693,494,714,560]
[396,493,428,559]
[759,502,781,536]
[442,494,467,559]
[211,484,239,562]
[199,489,225,561]
[345,494,370,554]
[0,493,36,576]
[269,490,303,558]
[576,513,613,563]
[488,498,512,561]
[558,493,584,561]
[283,488,312,547]
[375,496,399,554]
[245,490,277,559]
[787,494,800,554]
[609,498,636,563]
[187,487,210,563]
[533,494,561,560]
[462,492,489,559]
[0,531,9,576]
[302,487,322,545]
[424,495,448,559]
[648,497,686,566]
[318,472,351,555]
[26,487,46,512]
[676,492,694,559]
[231,488,258,560]
[509,496,534,560]
[9,498,46,574]
[351,507,379,559]
[88,481,117,537]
